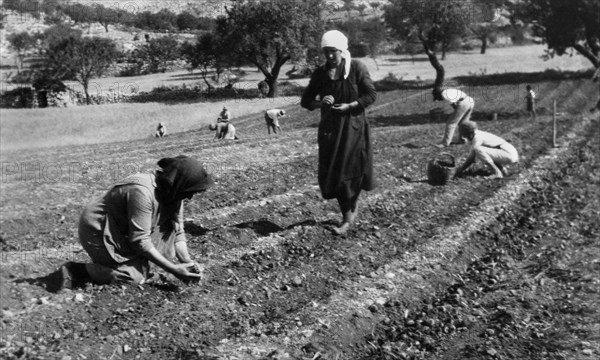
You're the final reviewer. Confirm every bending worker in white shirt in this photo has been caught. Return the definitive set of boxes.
[454,121,519,179]
[437,88,474,147]
[264,109,285,134]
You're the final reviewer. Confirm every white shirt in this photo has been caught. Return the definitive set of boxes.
[266,109,283,120]
[441,88,468,104]
[471,130,507,150]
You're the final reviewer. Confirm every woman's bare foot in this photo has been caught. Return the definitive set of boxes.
[332,210,354,235]
[332,221,351,235]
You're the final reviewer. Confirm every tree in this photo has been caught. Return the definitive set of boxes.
[134,10,177,31]
[181,33,230,90]
[470,23,500,54]
[176,11,199,31]
[216,0,324,97]
[7,31,36,72]
[61,3,93,25]
[335,17,387,69]
[384,0,470,100]
[137,36,181,74]
[41,24,82,49]
[43,37,119,104]
[517,0,599,68]
[93,4,119,32]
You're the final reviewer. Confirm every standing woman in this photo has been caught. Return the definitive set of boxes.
[55,155,212,289]
[301,30,377,235]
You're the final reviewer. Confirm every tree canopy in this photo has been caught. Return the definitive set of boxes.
[517,0,599,68]
[216,0,323,97]
[385,0,471,100]
[137,35,181,74]
[42,36,119,104]
[6,31,37,72]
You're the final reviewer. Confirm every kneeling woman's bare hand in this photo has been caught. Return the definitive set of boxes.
[172,262,203,282]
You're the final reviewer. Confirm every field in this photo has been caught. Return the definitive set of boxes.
[0,48,599,360]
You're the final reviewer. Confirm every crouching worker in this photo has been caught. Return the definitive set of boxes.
[155,122,167,138]
[53,156,212,290]
[454,121,518,179]
[209,122,239,140]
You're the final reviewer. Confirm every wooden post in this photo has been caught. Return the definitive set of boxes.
[552,100,557,147]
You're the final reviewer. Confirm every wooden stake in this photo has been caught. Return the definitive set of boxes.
[552,100,557,147]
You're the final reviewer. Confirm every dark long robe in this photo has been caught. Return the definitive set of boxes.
[301,59,377,199]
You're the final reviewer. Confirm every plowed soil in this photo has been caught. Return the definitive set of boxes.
[1,77,598,360]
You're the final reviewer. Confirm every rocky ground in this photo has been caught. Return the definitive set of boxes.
[0,77,598,360]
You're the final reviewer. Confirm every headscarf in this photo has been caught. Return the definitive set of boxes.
[155,155,213,204]
[321,30,351,79]
[441,88,468,104]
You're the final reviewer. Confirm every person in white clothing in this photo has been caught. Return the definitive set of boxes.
[265,109,285,134]
[436,88,474,147]
[525,85,536,120]
[217,106,231,123]
[209,122,238,140]
[155,122,167,138]
[454,121,519,179]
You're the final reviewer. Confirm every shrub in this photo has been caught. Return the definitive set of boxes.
[0,87,35,108]
[349,43,370,58]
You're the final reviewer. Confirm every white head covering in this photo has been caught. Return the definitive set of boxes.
[441,88,468,103]
[321,30,351,79]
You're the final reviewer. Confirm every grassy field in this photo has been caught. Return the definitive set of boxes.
[0,97,299,153]
[0,44,595,154]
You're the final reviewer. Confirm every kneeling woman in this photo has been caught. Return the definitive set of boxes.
[454,121,519,179]
[58,156,212,288]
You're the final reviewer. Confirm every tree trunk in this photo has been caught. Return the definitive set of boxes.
[423,43,445,101]
[371,56,380,70]
[16,55,23,73]
[201,68,214,91]
[81,77,91,105]
[267,77,278,98]
[480,36,487,54]
[265,57,287,98]
[441,40,448,61]
[573,44,599,68]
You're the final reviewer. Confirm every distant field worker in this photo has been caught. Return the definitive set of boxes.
[454,121,519,179]
[436,88,474,147]
[525,85,537,120]
[53,156,211,289]
[301,29,377,235]
[265,109,286,134]
[217,106,231,123]
[209,122,238,140]
[155,122,167,138]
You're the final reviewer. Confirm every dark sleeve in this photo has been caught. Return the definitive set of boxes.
[354,60,377,110]
[300,68,322,110]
